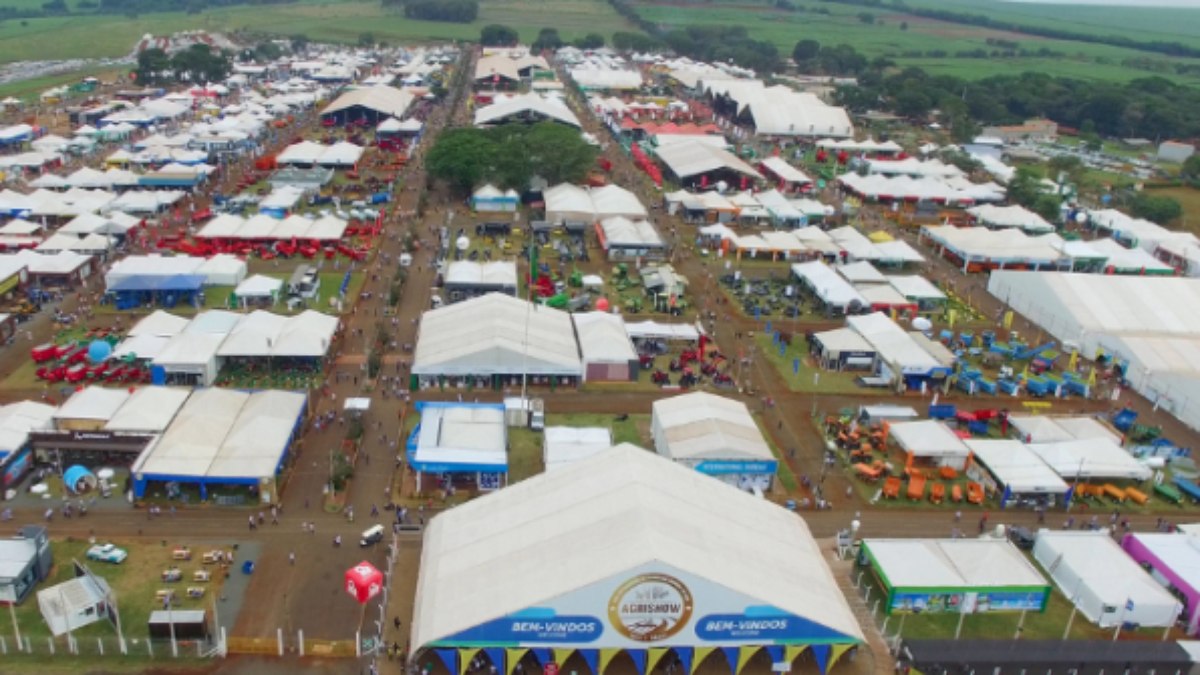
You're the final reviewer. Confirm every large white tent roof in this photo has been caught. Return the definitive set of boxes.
[473,93,581,128]
[791,260,867,310]
[131,388,304,480]
[654,141,763,181]
[847,312,942,375]
[411,444,862,649]
[1009,415,1120,445]
[967,204,1054,233]
[104,387,192,433]
[544,183,647,223]
[0,401,55,456]
[321,85,415,119]
[413,293,581,377]
[54,386,130,423]
[963,439,1068,495]
[652,391,772,461]
[864,538,1047,589]
[1027,438,1150,481]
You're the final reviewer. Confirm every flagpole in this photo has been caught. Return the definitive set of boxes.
[1113,600,1129,642]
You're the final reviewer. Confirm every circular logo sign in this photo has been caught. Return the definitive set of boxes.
[607,573,694,642]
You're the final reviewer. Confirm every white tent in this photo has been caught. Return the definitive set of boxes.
[1026,438,1151,481]
[862,538,1047,593]
[544,183,646,224]
[413,293,582,378]
[234,274,283,304]
[474,93,581,128]
[847,312,945,380]
[837,260,886,285]
[967,204,1055,233]
[195,254,248,286]
[654,141,763,181]
[37,575,112,637]
[542,426,612,472]
[888,420,970,470]
[791,260,867,311]
[411,444,863,652]
[572,311,636,381]
[1033,530,1180,628]
[964,439,1068,496]
[651,392,775,491]
[104,386,192,433]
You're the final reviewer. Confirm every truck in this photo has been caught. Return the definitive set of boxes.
[530,398,545,431]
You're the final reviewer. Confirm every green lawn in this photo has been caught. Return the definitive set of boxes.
[754,332,866,395]
[634,1,1200,84]
[0,539,227,643]
[508,413,652,483]
[0,0,639,65]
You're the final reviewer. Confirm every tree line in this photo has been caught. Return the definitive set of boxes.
[381,0,478,23]
[426,122,597,193]
[135,43,232,85]
[0,0,299,17]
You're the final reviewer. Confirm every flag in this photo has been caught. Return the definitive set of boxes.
[1125,598,1135,612]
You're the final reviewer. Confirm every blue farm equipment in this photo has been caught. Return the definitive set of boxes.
[1112,408,1138,432]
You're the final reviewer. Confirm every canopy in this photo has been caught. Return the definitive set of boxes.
[652,391,773,462]
[1033,530,1180,628]
[234,274,283,299]
[862,538,1048,590]
[1027,438,1151,481]
[888,420,969,460]
[791,260,867,311]
[964,439,1069,495]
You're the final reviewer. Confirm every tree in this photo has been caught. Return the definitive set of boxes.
[575,33,605,49]
[290,34,309,53]
[480,24,518,47]
[427,128,498,192]
[517,122,597,185]
[1131,193,1182,224]
[893,88,932,119]
[792,39,820,64]
[135,47,172,85]
[857,12,875,23]
[900,21,908,30]
[1031,194,1063,224]
[1182,154,1200,185]
[532,28,562,52]
[612,32,657,52]
[358,32,376,47]
[169,44,231,84]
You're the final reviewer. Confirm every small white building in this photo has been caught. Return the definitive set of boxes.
[542,426,612,472]
[37,574,112,637]
[651,391,776,492]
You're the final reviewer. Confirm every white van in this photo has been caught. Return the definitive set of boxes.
[359,524,385,547]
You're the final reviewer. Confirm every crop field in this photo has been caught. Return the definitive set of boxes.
[634,1,1200,83]
[901,0,1200,50]
[0,0,637,63]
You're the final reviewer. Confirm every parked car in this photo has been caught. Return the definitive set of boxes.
[1008,526,1035,550]
[86,543,128,564]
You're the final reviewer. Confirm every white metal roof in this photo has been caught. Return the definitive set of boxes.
[473,93,581,128]
[813,327,873,355]
[886,275,944,301]
[544,183,647,223]
[759,156,811,184]
[413,404,506,468]
[543,426,613,473]
[1027,438,1151,481]
[1009,415,1121,445]
[127,310,191,338]
[964,439,1068,494]
[132,388,304,480]
[837,260,886,284]
[235,274,283,298]
[0,401,55,455]
[412,444,863,650]
[413,294,582,377]
[444,261,517,288]
[572,311,637,365]
[888,420,969,459]
[967,204,1054,233]
[652,391,772,461]
[654,141,763,181]
[153,333,225,367]
[1124,533,1200,594]
[104,387,191,433]
[791,260,867,310]
[864,538,1047,589]
[54,386,131,423]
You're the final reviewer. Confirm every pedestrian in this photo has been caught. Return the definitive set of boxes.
[394,616,401,630]
[248,515,255,531]
[289,551,295,565]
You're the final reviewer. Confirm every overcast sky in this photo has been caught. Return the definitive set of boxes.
[1001,0,1200,6]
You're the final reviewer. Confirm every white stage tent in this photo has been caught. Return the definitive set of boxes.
[103,386,192,433]
[758,156,812,186]
[412,293,582,379]
[215,309,336,358]
[1008,415,1121,445]
[887,420,970,470]
[234,274,283,304]
[654,141,763,182]
[196,213,348,241]
[651,391,774,465]
[411,444,863,659]
[1027,438,1151,481]
[792,260,867,311]
[277,140,364,167]
[1033,530,1180,628]
[964,439,1068,497]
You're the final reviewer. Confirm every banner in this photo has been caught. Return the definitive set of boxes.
[647,648,670,675]
[580,649,599,675]
[629,649,647,675]
[736,646,760,675]
[436,649,459,675]
[506,649,529,675]
[830,644,856,671]
[599,648,622,674]
[554,649,575,669]
[676,647,695,675]
[691,647,716,675]
[459,649,481,675]
[721,647,740,675]
[784,645,808,664]
[812,645,831,675]
[483,648,506,674]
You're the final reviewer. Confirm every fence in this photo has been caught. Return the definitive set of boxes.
[0,631,223,659]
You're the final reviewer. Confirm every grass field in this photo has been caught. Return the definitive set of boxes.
[0,0,637,64]
[0,539,226,643]
[636,1,1200,84]
[507,413,651,482]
